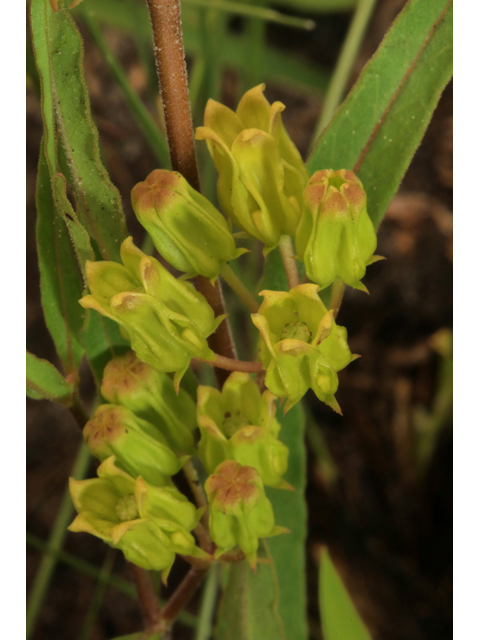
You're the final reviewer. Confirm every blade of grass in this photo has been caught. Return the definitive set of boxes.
[310,0,378,147]
[26,442,91,639]
[184,0,315,30]
[77,549,116,640]
[195,563,220,640]
[27,533,137,598]
[79,8,171,168]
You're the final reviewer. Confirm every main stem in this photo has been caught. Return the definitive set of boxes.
[146,0,236,386]
[278,235,300,289]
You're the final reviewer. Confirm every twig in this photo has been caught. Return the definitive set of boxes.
[194,355,263,374]
[278,235,300,290]
[145,0,236,386]
[183,459,211,550]
[130,564,161,627]
[152,566,211,636]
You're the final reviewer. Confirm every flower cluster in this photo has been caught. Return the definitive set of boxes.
[70,85,382,576]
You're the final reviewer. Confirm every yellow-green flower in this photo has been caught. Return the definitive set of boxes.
[205,460,288,569]
[83,404,186,486]
[296,169,382,291]
[101,351,196,455]
[131,169,246,280]
[251,284,356,412]
[69,457,207,582]
[196,84,308,251]
[80,237,224,388]
[197,372,291,490]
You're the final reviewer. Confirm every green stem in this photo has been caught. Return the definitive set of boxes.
[310,0,378,147]
[278,235,300,290]
[26,442,91,639]
[195,564,221,640]
[329,279,346,319]
[220,263,260,313]
[80,9,171,168]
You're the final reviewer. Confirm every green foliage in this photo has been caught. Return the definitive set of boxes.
[308,0,453,228]
[319,549,372,640]
[26,351,74,401]
[216,543,285,640]
[35,142,85,376]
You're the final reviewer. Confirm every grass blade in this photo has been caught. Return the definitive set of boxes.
[26,442,91,639]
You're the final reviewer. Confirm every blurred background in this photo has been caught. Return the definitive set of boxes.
[26,0,452,638]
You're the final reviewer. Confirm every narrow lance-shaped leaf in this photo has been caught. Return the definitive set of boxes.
[36,141,85,377]
[308,0,453,228]
[26,351,74,401]
[216,542,285,640]
[52,173,95,283]
[319,548,372,640]
[47,0,128,261]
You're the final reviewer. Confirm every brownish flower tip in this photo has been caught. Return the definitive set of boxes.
[131,169,179,214]
[206,461,261,512]
[83,406,127,448]
[342,182,367,215]
[305,183,327,207]
[102,352,151,401]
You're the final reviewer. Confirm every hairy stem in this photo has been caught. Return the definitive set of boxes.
[194,354,263,373]
[220,263,260,313]
[145,0,236,385]
[278,235,300,289]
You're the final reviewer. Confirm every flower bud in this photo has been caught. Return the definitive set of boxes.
[251,284,356,412]
[296,169,382,291]
[131,170,246,280]
[205,460,287,568]
[69,456,207,581]
[101,351,196,454]
[83,404,185,486]
[80,237,224,387]
[195,84,308,251]
[197,372,291,489]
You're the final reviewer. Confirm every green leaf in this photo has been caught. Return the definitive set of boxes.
[35,140,85,376]
[319,548,372,640]
[216,543,285,640]
[308,0,453,228]
[26,351,74,401]
[52,173,95,282]
[79,311,130,384]
[32,0,128,261]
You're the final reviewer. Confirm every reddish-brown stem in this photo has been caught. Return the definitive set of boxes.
[146,0,236,386]
[193,355,264,374]
[130,564,161,627]
[152,566,210,634]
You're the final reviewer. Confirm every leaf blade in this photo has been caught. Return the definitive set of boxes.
[47,0,128,261]
[319,548,372,640]
[35,140,85,376]
[26,351,74,401]
[307,0,453,228]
